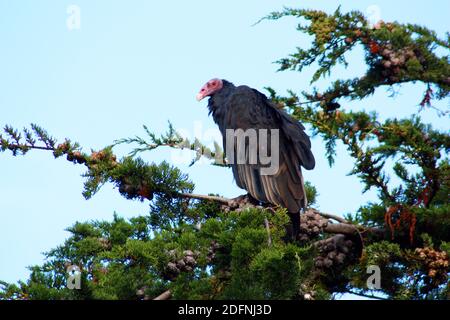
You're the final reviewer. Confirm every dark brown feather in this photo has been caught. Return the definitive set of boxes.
[208,80,315,213]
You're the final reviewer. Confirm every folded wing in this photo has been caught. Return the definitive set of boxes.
[222,86,315,212]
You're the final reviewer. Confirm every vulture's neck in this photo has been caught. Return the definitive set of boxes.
[207,80,235,125]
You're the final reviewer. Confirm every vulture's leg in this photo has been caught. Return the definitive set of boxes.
[246,193,262,206]
[288,211,301,241]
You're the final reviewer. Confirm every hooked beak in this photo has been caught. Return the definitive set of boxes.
[196,92,206,101]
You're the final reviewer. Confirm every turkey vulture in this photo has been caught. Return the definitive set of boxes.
[196,78,315,237]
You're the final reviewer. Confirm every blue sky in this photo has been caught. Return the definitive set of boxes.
[0,0,448,299]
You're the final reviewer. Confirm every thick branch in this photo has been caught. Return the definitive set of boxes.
[324,221,385,240]
[324,223,359,235]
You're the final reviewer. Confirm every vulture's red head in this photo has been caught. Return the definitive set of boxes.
[196,78,223,101]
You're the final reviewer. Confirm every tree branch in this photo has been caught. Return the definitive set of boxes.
[153,290,172,300]
[2,125,387,245]
[264,217,272,247]
[5,144,55,152]
[178,192,231,205]
[177,193,385,240]
[343,289,388,300]
[313,210,349,224]
[324,223,359,235]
